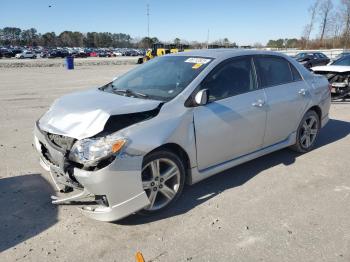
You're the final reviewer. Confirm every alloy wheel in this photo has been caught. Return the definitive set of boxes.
[299,115,318,149]
[141,158,181,211]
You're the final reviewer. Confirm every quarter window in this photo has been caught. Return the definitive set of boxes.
[201,57,257,101]
[290,63,302,81]
[254,56,293,87]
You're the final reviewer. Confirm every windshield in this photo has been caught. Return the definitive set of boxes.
[295,53,308,59]
[104,56,212,101]
[331,55,350,66]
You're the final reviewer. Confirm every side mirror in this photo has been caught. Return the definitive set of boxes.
[194,89,209,106]
[112,76,118,82]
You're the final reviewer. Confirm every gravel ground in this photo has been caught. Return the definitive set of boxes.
[0,65,349,262]
[0,56,140,68]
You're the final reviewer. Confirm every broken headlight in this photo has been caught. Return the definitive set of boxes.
[69,135,127,167]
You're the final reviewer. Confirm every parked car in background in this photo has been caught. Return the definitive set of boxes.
[33,50,330,222]
[72,51,88,58]
[113,50,123,56]
[312,54,350,100]
[0,48,11,58]
[294,52,330,69]
[11,49,23,57]
[97,51,110,57]
[88,51,98,57]
[47,50,69,58]
[15,50,37,59]
[329,51,350,63]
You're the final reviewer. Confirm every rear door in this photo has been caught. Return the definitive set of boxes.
[193,56,267,170]
[253,55,309,147]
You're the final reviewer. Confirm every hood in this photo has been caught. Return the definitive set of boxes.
[311,65,350,73]
[39,88,162,140]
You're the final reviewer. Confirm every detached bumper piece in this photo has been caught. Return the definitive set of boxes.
[51,189,91,204]
[34,123,150,221]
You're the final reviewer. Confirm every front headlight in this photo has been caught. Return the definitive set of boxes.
[69,135,127,166]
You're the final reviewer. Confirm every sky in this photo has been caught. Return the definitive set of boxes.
[0,0,340,45]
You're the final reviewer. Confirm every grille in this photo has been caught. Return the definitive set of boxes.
[45,132,75,151]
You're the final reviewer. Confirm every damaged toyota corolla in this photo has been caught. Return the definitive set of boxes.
[34,49,330,222]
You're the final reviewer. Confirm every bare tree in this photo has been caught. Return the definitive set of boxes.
[304,0,319,45]
[328,11,343,47]
[319,0,333,42]
[342,0,350,48]
[253,42,263,49]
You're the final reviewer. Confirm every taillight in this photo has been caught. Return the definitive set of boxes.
[328,83,332,92]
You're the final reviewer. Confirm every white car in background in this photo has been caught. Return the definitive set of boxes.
[15,50,37,59]
[312,54,350,100]
[113,50,123,56]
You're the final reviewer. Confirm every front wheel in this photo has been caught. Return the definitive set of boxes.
[290,110,320,153]
[138,150,185,215]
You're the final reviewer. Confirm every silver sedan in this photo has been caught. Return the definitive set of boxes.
[33,49,331,221]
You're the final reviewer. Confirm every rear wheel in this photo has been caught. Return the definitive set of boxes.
[290,110,320,153]
[139,150,185,215]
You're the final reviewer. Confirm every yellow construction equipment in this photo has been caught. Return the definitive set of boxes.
[137,43,190,64]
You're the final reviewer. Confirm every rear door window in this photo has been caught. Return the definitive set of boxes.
[254,56,293,87]
[316,53,327,59]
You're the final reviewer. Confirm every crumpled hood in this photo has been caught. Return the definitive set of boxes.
[311,65,350,73]
[39,88,162,139]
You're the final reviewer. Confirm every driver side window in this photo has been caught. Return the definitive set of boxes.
[201,57,257,102]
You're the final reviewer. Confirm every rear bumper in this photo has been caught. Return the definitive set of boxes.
[33,124,150,222]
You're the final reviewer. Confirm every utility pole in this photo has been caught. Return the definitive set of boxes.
[206,29,209,49]
[147,4,150,39]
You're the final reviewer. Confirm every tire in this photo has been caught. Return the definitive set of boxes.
[290,110,320,153]
[138,150,185,215]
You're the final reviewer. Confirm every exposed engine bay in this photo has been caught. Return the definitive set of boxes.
[313,70,350,101]
[38,106,161,173]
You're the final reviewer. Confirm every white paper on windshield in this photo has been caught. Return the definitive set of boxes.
[185,58,211,64]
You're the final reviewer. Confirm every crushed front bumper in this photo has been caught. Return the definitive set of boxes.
[33,124,150,222]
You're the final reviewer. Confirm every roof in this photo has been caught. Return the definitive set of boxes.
[170,48,288,60]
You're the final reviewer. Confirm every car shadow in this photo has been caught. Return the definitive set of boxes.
[0,173,58,252]
[117,118,350,225]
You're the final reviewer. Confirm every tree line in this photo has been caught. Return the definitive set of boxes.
[0,26,238,50]
[267,0,350,49]
[0,27,162,48]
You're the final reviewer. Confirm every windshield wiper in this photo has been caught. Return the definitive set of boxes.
[112,88,148,98]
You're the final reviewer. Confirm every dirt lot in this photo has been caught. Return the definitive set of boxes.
[0,65,349,262]
[0,56,139,68]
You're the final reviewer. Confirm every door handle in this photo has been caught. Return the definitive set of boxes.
[252,99,265,107]
[298,89,307,96]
